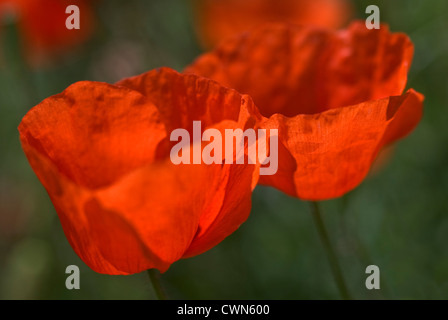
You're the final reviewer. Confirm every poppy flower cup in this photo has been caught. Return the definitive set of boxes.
[18,68,262,275]
[193,0,353,49]
[185,22,424,200]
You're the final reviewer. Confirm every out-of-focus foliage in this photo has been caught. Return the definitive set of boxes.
[0,0,447,299]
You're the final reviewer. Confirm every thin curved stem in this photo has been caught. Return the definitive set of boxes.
[310,201,351,300]
[147,269,168,300]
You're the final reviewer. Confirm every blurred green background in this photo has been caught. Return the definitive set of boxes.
[0,0,447,299]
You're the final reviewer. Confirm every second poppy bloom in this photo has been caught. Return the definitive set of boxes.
[185,22,424,200]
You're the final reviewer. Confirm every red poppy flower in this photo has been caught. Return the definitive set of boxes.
[0,0,93,65]
[185,22,424,200]
[193,0,353,49]
[18,67,261,275]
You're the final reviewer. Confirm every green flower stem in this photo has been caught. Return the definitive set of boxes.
[147,269,168,300]
[310,201,351,300]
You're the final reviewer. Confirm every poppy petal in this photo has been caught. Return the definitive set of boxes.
[116,67,263,134]
[183,162,254,257]
[19,140,154,274]
[260,90,424,200]
[92,161,225,273]
[19,81,166,190]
